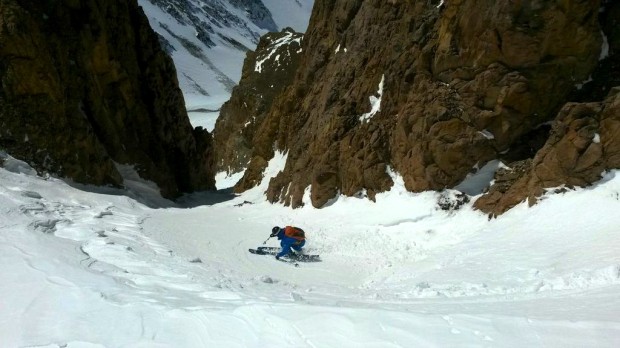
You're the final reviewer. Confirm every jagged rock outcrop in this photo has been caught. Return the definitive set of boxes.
[227,0,605,209]
[0,0,215,198]
[474,0,620,215]
[570,0,620,103]
[213,28,303,174]
[475,88,620,216]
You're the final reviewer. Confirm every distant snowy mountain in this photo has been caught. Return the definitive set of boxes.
[138,0,313,128]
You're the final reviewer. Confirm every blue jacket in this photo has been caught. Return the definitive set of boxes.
[276,229,305,258]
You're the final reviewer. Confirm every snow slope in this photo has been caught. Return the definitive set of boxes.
[138,0,314,131]
[1,150,620,347]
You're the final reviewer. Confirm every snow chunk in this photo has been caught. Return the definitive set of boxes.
[359,74,385,124]
[600,30,609,61]
[478,129,495,140]
[593,133,601,144]
[258,275,275,284]
[0,151,37,175]
[454,160,506,196]
[575,75,593,90]
[290,292,304,302]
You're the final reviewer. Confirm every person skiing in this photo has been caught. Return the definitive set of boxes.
[270,226,306,260]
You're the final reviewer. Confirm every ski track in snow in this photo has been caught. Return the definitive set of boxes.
[1,158,620,346]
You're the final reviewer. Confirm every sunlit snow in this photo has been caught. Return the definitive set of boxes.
[1,149,620,347]
[359,74,385,124]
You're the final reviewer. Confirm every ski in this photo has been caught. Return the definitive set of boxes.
[248,248,321,262]
[256,246,280,253]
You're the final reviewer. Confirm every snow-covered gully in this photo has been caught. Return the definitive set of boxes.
[1,154,619,347]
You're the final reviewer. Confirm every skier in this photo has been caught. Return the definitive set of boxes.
[270,226,306,260]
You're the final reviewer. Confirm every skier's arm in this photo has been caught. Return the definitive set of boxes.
[276,239,293,258]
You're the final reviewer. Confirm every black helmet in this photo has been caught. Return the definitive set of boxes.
[270,226,280,237]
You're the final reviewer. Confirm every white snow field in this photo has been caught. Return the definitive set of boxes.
[1,150,620,347]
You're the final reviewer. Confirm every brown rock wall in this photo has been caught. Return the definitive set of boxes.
[233,0,602,208]
[474,1,620,215]
[213,28,303,175]
[475,88,620,216]
[0,0,214,198]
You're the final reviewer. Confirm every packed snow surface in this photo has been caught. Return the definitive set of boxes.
[1,151,620,347]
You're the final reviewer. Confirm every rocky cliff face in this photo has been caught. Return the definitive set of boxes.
[0,0,215,198]
[213,28,303,175]
[475,88,620,216]
[475,0,620,215]
[219,0,613,211]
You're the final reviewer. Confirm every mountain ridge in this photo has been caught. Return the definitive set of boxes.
[139,0,313,113]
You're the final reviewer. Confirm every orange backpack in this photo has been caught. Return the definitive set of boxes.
[284,226,305,241]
